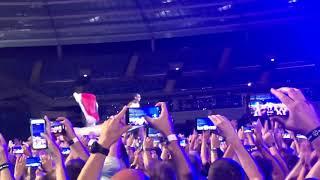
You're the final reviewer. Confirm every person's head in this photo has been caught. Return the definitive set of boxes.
[66,158,86,180]
[208,158,248,180]
[151,160,177,180]
[111,169,149,180]
[134,94,141,102]
[151,147,161,160]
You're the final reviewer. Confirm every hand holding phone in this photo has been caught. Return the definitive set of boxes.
[126,106,161,127]
[146,127,162,138]
[12,146,23,154]
[143,102,174,137]
[30,119,47,150]
[196,118,216,131]
[51,121,65,134]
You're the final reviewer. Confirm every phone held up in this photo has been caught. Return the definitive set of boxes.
[30,118,48,150]
[126,106,161,130]
[51,121,65,134]
[26,156,41,167]
[196,117,216,131]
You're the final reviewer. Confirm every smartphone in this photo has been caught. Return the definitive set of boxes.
[30,119,47,150]
[126,107,161,127]
[61,147,71,155]
[51,121,65,134]
[244,145,258,153]
[243,126,253,133]
[196,118,216,131]
[179,139,187,147]
[12,146,23,154]
[153,138,160,147]
[146,127,162,138]
[296,134,307,139]
[26,156,41,167]
[283,133,291,139]
[249,94,288,117]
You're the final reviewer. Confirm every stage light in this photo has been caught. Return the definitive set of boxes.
[288,0,297,3]
[218,4,232,12]
[83,74,88,78]
[247,82,252,87]
[89,16,100,23]
[270,58,275,62]
[175,67,180,71]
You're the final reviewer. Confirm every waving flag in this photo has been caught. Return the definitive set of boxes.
[73,92,100,126]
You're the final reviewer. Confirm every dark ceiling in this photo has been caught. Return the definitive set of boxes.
[0,0,313,47]
[0,0,318,113]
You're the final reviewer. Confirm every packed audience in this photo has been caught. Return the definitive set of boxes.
[1,87,320,180]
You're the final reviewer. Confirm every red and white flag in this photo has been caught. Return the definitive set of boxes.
[73,92,100,126]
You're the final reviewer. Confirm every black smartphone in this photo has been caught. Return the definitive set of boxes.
[51,121,65,134]
[196,118,216,131]
[12,146,23,154]
[26,156,41,167]
[146,127,162,138]
[30,119,47,150]
[126,107,161,127]
[249,94,288,117]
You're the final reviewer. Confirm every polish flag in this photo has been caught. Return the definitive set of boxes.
[73,92,100,126]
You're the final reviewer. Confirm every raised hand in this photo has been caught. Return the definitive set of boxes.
[208,115,238,142]
[143,137,153,150]
[145,102,174,136]
[271,87,320,135]
[56,117,77,140]
[14,155,26,180]
[40,153,54,173]
[0,133,9,164]
[98,106,131,149]
[202,131,210,143]
[210,134,220,149]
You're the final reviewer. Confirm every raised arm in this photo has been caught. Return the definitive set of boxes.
[254,119,287,179]
[78,107,130,180]
[306,158,320,179]
[57,117,89,163]
[42,117,68,180]
[200,131,210,165]
[209,115,263,180]
[270,88,320,150]
[145,102,194,180]
[142,137,156,176]
[0,133,14,180]
[210,134,220,163]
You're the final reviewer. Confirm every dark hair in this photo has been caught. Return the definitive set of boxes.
[66,158,86,180]
[151,160,177,180]
[208,158,248,180]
